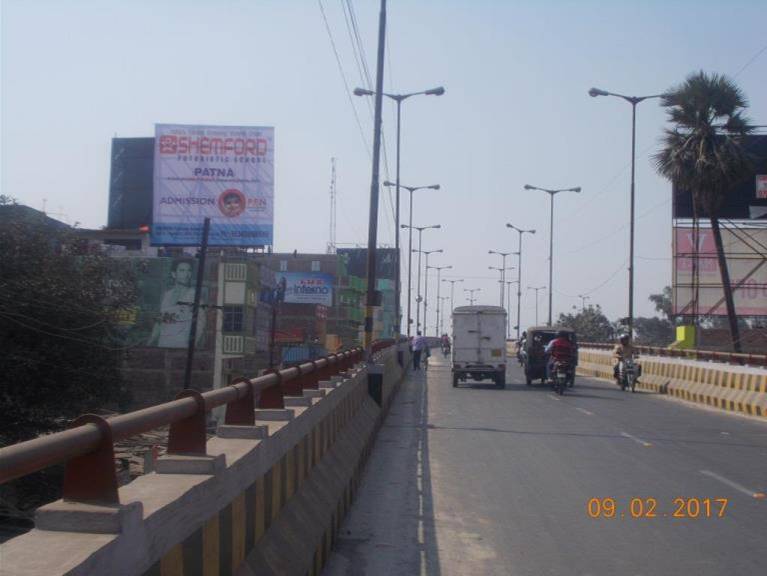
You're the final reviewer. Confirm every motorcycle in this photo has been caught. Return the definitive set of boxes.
[619,358,638,393]
[551,360,570,395]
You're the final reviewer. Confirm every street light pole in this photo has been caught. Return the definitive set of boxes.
[421,249,443,336]
[506,224,535,339]
[505,280,519,338]
[356,87,445,337]
[489,250,512,306]
[523,185,581,326]
[443,278,463,329]
[429,265,451,336]
[578,294,591,311]
[438,296,450,334]
[528,285,546,325]
[589,87,663,342]
[389,186,440,337]
[464,288,481,306]
[489,265,514,307]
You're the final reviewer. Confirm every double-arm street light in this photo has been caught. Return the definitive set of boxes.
[464,288,481,306]
[589,87,664,341]
[442,278,464,328]
[578,294,591,311]
[418,248,443,334]
[428,265,452,336]
[438,296,450,335]
[354,86,444,337]
[489,265,515,307]
[506,224,536,339]
[488,250,513,307]
[403,227,441,333]
[527,285,547,326]
[523,184,581,326]
[392,187,440,336]
[504,280,520,338]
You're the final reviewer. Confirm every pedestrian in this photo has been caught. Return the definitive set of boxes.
[412,331,427,370]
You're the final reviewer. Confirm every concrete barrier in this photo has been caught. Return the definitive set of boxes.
[0,347,410,576]
[575,348,767,418]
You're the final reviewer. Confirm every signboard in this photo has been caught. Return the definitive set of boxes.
[672,226,767,316]
[152,124,274,246]
[109,257,210,348]
[672,135,767,219]
[276,272,334,306]
[337,248,398,280]
[757,175,767,199]
[108,138,154,229]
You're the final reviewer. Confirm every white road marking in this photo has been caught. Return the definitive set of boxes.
[620,431,652,447]
[547,394,561,401]
[575,407,594,416]
[700,470,766,499]
[720,431,730,436]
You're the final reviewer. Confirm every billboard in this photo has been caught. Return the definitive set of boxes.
[337,248,398,280]
[672,226,767,316]
[108,138,154,229]
[672,135,767,219]
[110,257,210,348]
[275,272,334,306]
[152,124,274,246]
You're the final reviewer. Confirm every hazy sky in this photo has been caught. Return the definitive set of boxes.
[2,0,766,331]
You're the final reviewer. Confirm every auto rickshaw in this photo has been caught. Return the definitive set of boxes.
[522,326,578,386]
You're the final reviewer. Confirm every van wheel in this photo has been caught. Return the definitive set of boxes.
[496,374,506,389]
[452,374,458,388]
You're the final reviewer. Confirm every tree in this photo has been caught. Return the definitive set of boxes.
[0,203,136,446]
[648,286,672,320]
[655,71,754,352]
[557,305,614,342]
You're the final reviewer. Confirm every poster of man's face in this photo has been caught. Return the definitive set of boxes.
[218,189,246,218]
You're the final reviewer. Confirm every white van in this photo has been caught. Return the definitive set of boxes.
[452,305,507,388]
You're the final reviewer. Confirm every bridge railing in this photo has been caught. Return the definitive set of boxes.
[580,342,767,368]
[0,345,383,504]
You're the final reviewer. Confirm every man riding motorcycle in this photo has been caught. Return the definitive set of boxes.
[544,331,575,383]
[612,334,636,384]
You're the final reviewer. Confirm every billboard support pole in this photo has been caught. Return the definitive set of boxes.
[183,217,210,390]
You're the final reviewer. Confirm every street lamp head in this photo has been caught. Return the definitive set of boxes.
[383,180,395,187]
[425,86,445,96]
[429,184,441,190]
[432,224,442,229]
[572,187,582,193]
[589,87,608,97]
[400,224,408,229]
[523,184,534,190]
[354,87,375,97]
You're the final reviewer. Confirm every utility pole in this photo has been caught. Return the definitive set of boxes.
[183,217,210,389]
[363,0,387,354]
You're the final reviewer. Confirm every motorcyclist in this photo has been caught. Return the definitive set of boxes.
[544,330,575,381]
[612,334,635,383]
[441,333,451,356]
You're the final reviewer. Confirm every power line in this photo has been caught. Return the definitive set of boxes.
[733,41,767,78]
[318,0,371,156]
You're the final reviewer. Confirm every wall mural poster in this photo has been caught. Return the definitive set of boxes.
[110,258,209,348]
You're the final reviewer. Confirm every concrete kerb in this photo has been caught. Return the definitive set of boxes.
[0,358,382,576]
[577,348,767,418]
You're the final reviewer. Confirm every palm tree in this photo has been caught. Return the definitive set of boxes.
[655,71,753,353]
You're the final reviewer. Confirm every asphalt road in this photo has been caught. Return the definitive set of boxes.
[324,353,767,576]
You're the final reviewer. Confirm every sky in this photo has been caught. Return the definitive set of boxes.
[2,0,766,332]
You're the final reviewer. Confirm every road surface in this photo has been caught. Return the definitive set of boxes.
[323,352,767,576]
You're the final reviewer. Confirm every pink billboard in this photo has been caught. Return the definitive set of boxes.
[673,226,767,316]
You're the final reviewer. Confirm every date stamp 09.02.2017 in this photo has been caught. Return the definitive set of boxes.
[587,497,729,519]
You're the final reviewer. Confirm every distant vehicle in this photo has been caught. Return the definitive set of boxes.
[522,326,578,387]
[451,305,507,389]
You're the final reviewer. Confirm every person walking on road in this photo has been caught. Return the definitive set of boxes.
[412,331,427,370]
